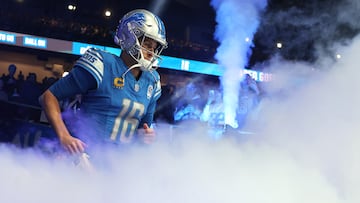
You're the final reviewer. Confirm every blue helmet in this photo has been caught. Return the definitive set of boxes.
[114,9,168,71]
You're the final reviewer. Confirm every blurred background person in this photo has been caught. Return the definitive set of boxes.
[200,88,225,140]
[237,74,260,129]
[0,79,8,101]
[2,64,18,99]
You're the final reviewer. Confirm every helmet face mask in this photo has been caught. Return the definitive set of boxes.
[114,9,168,71]
[133,35,165,69]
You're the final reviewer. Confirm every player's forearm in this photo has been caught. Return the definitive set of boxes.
[39,90,72,140]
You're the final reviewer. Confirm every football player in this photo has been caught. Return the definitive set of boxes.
[200,89,226,139]
[39,9,168,154]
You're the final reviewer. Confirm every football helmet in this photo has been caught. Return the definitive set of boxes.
[114,9,168,71]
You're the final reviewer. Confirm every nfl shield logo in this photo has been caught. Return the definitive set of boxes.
[147,85,153,99]
[134,83,140,92]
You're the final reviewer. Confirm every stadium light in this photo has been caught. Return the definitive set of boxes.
[104,10,111,17]
[67,4,76,11]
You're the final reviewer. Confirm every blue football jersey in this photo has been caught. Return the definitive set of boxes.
[72,48,161,144]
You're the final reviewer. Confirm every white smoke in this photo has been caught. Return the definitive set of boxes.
[249,35,360,203]
[2,39,360,202]
[210,0,268,127]
[1,1,360,203]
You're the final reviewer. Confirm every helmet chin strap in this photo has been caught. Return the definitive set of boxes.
[129,47,157,72]
[122,63,142,81]
[138,57,159,72]
[121,63,158,85]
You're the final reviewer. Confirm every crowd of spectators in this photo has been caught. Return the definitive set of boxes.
[0,64,57,107]
[0,63,59,146]
[0,8,217,63]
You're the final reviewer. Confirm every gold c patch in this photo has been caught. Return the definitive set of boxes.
[113,77,124,88]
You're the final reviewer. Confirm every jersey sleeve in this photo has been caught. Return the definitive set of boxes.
[74,48,105,87]
[139,98,157,128]
[139,72,162,127]
[49,67,97,101]
[153,79,162,101]
[149,71,162,101]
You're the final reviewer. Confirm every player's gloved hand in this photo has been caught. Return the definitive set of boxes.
[137,123,156,144]
[59,134,87,154]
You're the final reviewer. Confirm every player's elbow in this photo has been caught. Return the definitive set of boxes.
[38,89,52,108]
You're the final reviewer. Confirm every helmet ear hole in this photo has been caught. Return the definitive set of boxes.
[117,22,139,52]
